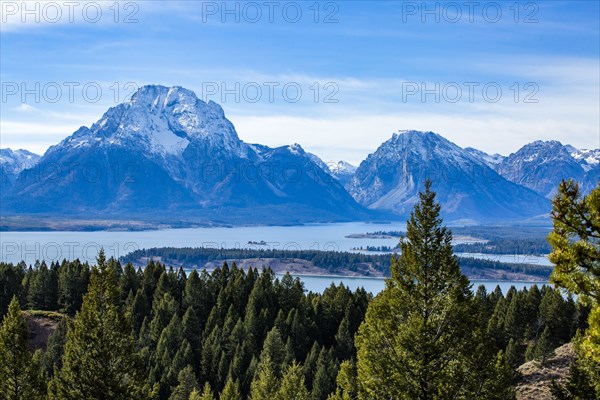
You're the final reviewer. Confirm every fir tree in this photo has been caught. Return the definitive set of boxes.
[249,355,279,399]
[260,326,286,377]
[169,365,199,400]
[548,180,600,370]
[189,382,214,400]
[328,360,358,400]
[334,313,354,361]
[535,326,554,364]
[311,347,338,400]
[48,250,150,399]
[219,379,241,400]
[42,316,68,376]
[303,341,320,390]
[355,180,499,399]
[505,338,521,369]
[0,296,45,399]
[278,362,310,400]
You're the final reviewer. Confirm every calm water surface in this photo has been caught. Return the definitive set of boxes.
[275,274,547,295]
[0,222,549,294]
[0,222,403,265]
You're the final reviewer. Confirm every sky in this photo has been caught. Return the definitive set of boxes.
[1,0,599,165]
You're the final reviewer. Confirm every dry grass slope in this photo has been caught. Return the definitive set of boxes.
[516,342,575,400]
[22,310,65,351]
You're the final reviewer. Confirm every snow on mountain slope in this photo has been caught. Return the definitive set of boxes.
[46,85,248,160]
[571,148,600,171]
[497,140,597,198]
[0,149,40,172]
[3,85,365,222]
[347,130,549,221]
[464,147,505,167]
[0,149,41,192]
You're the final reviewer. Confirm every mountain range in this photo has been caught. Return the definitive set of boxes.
[1,85,598,225]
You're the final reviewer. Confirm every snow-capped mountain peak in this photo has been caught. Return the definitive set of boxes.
[0,148,41,172]
[464,147,505,166]
[497,140,598,198]
[346,130,550,220]
[329,161,357,175]
[47,85,244,158]
[571,148,600,168]
[0,148,40,172]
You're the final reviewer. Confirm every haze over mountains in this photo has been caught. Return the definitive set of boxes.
[1,85,598,225]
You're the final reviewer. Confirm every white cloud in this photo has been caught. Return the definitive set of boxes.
[14,103,37,112]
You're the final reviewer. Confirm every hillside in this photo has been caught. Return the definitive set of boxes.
[23,310,64,351]
[515,343,575,400]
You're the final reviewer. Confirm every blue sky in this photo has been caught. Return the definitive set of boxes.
[1,0,599,164]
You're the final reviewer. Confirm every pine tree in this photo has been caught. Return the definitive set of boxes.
[189,382,214,400]
[354,180,496,399]
[535,326,554,363]
[0,263,26,319]
[183,270,213,331]
[130,287,149,335]
[169,365,199,400]
[278,362,310,400]
[57,260,89,314]
[505,338,520,369]
[260,326,286,377]
[334,314,354,360]
[48,250,150,399]
[182,306,202,371]
[28,261,58,310]
[478,351,516,400]
[548,180,600,366]
[548,180,599,303]
[328,360,358,400]
[120,263,139,304]
[524,341,536,362]
[311,347,338,400]
[249,355,279,399]
[303,341,320,390]
[219,379,241,400]
[503,291,525,342]
[551,341,598,399]
[42,316,68,376]
[0,296,45,399]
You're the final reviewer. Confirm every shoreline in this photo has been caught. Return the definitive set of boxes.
[185,268,548,284]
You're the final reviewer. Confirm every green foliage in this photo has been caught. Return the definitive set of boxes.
[550,330,600,399]
[279,362,310,400]
[548,180,600,303]
[0,200,592,400]
[0,263,26,319]
[0,296,46,399]
[219,379,241,400]
[328,360,358,400]
[168,365,199,400]
[42,316,68,376]
[548,180,600,393]
[189,382,214,400]
[57,259,90,314]
[355,180,505,399]
[48,250,150,399]
[259,326,286,377]
[28,261,58,310]
[311,347,338,400]
[249,356,279,400]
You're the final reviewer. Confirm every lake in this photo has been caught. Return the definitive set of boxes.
[0,222,549,294]
[274,274,547,295]
[0,222,404,265]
